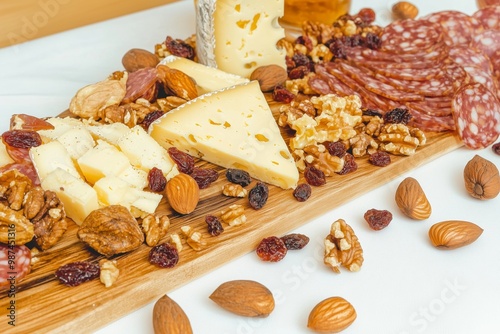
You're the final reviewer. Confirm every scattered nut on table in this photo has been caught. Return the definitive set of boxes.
[463,155,500,200]
[428,220,483,250]
[307,296,357,333]
[395,177,432,220]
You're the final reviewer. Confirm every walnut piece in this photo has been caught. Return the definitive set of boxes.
[180,225,206,251]
[169,233,183,253]
[348,133,379,157]
[77,205,144,257]
[222,184,248,198]
[220,204,247,227]
[141,214,170,247]
[0,169,32,211]
[377,123,426,155]
[0,202,34,245]
[99,259,120,288]
[324,219,363,273]
[301,144,344,175]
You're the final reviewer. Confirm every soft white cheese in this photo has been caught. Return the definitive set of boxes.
[56,127,95,160]
[29,140,82,181]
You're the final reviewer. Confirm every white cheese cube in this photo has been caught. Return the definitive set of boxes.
[29,141,82,181]
[117,165,148,189]
[87,122,130,146]
[56,127,95,160]
[93,176,130,207]
[123,188,162,215]
[38,117,85,141]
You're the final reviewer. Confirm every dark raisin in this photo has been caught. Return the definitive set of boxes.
[383,108,412,125]
[168,147,194,174]
[149,243,179,268]
[492,142,500,155]
[369,151,391,167]
[343,35,363,48]
[327,38,347,59]
[364,208,393,230]
[281,233,310,250]
[190,167,219,189]
[148,167,167,192]
[357,8,376,24]
[337,153,358,175]
[248,182,269,210]
[304,166,326,186]
[324,141,346,158]
[291,53,311,68]
[2,130,42,149]
[272,85,295,103]
[256,236,287,262]
[164,36,195,60]
[363,32,381,50]
[226,168,251,186]
[293,183,312,202]
[55,261,100,287]
[205,215,224,236]
[288,65,310,80]
[363,109,383,117]
[141,110,163,130]
[295,35,314,51]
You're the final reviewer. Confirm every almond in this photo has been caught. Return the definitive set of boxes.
[250,64,288,92]
[428,220,483,250]
[463,154,500,200]
[122,48,160,72]
[157,65,198,100]
[165,173,199,215]
[308,296,357,333]
[209,280,275,317]
[152,295,193,334]
[395,177,432,220]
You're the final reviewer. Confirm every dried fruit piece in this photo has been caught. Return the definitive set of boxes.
[281,233,309,250]
[364,209,392,230]
[383,107,412,125]
[248,182,269,210]
[337,153,358,175]
[148,167,167,192]
[55,261,100,287]
[463,155,500,200]
[304,166,326,186]
[209,280,275,317]
[205,215,224,236]
[492,142,500,155]
[168,147,194,174]
[165,173,200,214]
[2,130,42,149]
[395,177,432,220]
[293,183,312,202]
[256,236,288,262]
[369,151,391,167]
[190,167,218,189]
[149,243,179,268]
[226,168,251,187]
[428,220,483,249]
[307,296,357,333]
[153,295,193,334]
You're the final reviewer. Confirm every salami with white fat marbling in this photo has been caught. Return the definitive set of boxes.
[0,244,31,287]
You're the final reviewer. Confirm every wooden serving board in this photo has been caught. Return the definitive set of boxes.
[0,102,462,333]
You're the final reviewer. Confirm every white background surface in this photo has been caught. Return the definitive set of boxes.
[1,0,499,333]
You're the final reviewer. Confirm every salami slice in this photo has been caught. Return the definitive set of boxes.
[315,64,357,96]
[422,11,484,46]
[471,29,500,59]
[374,64,447,82]
[462,66,498,96]
[308,76,333,95]
[380,19,444,53]
[409,110,456,132]
[448,45,493,74]
[452,83,500,149]
[473,6,500,31]
[355,44,448,63]
[0,244,31,287]
[406,101,453,117]
[373,72,454,97]
[123,67,158,103]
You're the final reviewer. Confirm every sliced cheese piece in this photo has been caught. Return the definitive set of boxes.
[56,127,95,160]
[29,140,82,181]
[123,188,162,215]
[160,55,249,94]
[87,122,130,146]
[41,168,99,225]
[117,125,176,178]
[117,165,148,189]
[38,117,85,142]
[77,140,130,184]
[196,0,286,78]
[94,176,130,207]
[149,81,298,189]
[0,141,14,166]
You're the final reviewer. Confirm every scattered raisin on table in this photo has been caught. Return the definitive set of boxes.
[364,208,393,230]
[256,236,288,262]
[383,108,412,124]
[206,215,224,236]
[148,167,167,192]
[149,243,179,268]
[281,233,310,250]
[55,261,100,287]
[304,166,326,186]
[248,182,269,210]
[369,151,391,167]
[492,142,500,155]
[168,147,194,174]
[226,168,251,187]
[337,153,358,175]
[2,130,42,149]
[293,183,312,202]
[141,110,163,130]
[324,141,346,158]
[191,167,218,189]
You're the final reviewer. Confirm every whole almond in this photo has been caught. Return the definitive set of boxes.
[157,65,198,100]
[428,220,483,249]
[209,280,275,317]
[308,296,357,333]
[395,177,432,220]
[152,295,193,334]
[122,48,160,72]
[250,64,288,92]
[165,173,200,214]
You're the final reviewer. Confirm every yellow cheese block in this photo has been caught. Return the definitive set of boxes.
[149,81,298,189]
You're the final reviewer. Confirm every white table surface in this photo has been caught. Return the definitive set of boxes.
[1,0,499,333]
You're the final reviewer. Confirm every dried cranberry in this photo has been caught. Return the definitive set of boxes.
[168,147,194,174]
[226,168,251,187]
[164,36,195,60]
[364,208,393,230]
[206,215,224,236]
[293,183,312,202]
[272,85,295,103]
[288,66,310,80]
[248,182,269,210]
[337,153,358,175]
[149,243,179,268]
[256,236,287,262]
[190,167,219,189]
[281,233,310,250]
[383,108,412,125]
[369,151,391,167]
[141,110,163,130]
[327,38,347,59]
[304,166,326,186]
[148,167,167,192]
[55,261,100,287]
[324,141,346,158]
[492,142,500,155]
[2,130,42,149]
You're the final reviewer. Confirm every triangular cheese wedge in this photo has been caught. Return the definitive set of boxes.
[149,81,298,189]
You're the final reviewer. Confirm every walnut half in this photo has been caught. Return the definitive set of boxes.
[324,219,363,273]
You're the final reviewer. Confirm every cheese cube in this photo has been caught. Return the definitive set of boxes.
[93,176,130,207]
[38,117,85,142]
[56,127,95,160]
[0,141,14,167]
[41,168,99,225]
[29,140,82,181]
[117,165,148,189]
[123,188,162,215]
[87,122,130,146]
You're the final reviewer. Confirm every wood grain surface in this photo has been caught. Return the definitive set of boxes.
[0,98,462,333]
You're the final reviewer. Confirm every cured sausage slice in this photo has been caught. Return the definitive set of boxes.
[422,11,484,46]
[408,108,456,132]
[471,29,500,60]
[0,244,31,287]
[373,73,454,97]
[448,45,493,74]
[123,67,158,103]
[380,19,444,53]
[473,6,500,31]
[452,83,500,149]
[315,64,357,96]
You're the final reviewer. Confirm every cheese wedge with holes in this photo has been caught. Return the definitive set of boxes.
[149,81,298,189]
[196,0,286,78]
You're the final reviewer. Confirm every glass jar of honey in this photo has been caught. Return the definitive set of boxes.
[280,0,352,29]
